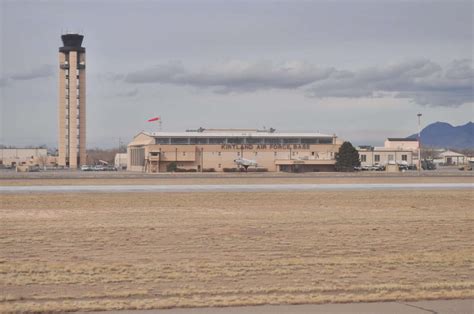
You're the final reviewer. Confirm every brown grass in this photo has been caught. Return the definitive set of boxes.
[1,190,473,312]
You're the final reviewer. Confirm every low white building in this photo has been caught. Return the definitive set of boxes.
[0,148,48,167]
[358,138,417,167]
[358,146,414,167]
[434,150,467,165]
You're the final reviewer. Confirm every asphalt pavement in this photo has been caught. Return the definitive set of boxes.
[0,182,472,193]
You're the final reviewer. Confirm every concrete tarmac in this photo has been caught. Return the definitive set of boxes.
[0,182,472,193]
[85,299,473,314]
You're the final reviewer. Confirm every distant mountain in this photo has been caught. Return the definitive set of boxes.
[408,121,473,149]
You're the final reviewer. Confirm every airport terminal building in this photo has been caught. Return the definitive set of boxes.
[127,128,341,173]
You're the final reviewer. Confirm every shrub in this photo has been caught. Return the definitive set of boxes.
[223,168,239,172]
[166,162,178,172]
[175,168,197,172]
[248,168,268,172]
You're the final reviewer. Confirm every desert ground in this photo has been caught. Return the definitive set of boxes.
[1,182,473,312]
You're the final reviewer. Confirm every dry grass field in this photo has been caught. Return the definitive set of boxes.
[1,190,473,312]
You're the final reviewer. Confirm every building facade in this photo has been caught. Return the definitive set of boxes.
[58,34,86,168]
[0,148,47,167]
[358,138,416,167]
[358,147,414,167]
[128,129,341,173]
[384,138,419,151]
[435,150,467,165]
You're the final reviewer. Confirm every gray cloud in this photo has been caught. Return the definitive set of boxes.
[9,64,55,81]
[125,59,473,107]
[115,88,138,98]
[306,59,473,107]
[0,64,55,88]
[0,77,8,87]
[98,72,125,82]
[125,60,334,91]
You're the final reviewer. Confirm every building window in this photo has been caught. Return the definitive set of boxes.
[156,138,170,144]
[218,163,221,168]
[191,138,208,144]
[360,154,367,162]
[388,154,394,161]
[246,137,264,144]
[402,154,407,161]
[130,147,145,166]
[209,138,226,144]
[282,138,300,144]
[301,138,319,144]
[170,138,189,145]
[227,138,243,144]
[374,154,380,162]
[264,138,281,144]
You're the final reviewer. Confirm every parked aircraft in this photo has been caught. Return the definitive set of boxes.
[234,158,258,172]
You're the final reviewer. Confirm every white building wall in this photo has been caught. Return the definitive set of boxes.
[358,149,413,166]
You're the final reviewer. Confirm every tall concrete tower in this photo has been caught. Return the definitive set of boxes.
[58,34,86,168]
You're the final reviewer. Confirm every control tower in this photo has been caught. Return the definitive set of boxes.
[58,34,86,168]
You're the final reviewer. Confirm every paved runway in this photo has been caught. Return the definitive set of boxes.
[1,183,472,193]
[85,299,474,314]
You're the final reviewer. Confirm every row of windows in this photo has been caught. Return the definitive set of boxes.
[157,151,330,157]
[65,135,81,140]
[155,137,333,145]
[360,154,408,162]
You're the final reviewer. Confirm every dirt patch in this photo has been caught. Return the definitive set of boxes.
[1,190,473,312]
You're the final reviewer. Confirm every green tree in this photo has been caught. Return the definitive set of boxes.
[335,141,360,172]
[166,161,178,172]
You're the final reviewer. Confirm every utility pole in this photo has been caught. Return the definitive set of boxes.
[118,137,121,171]
[417,113,422,174]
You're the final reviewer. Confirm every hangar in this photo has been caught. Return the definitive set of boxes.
[127,128,342,173]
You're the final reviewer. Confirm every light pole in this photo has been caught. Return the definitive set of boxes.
[417,113,422,174]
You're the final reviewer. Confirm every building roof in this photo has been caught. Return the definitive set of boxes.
[386,138,418,142]
[145,131,334,138]
[438,150,466,157]
[358,146,414,152]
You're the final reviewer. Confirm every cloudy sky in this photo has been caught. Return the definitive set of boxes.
[1,0,472,148]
